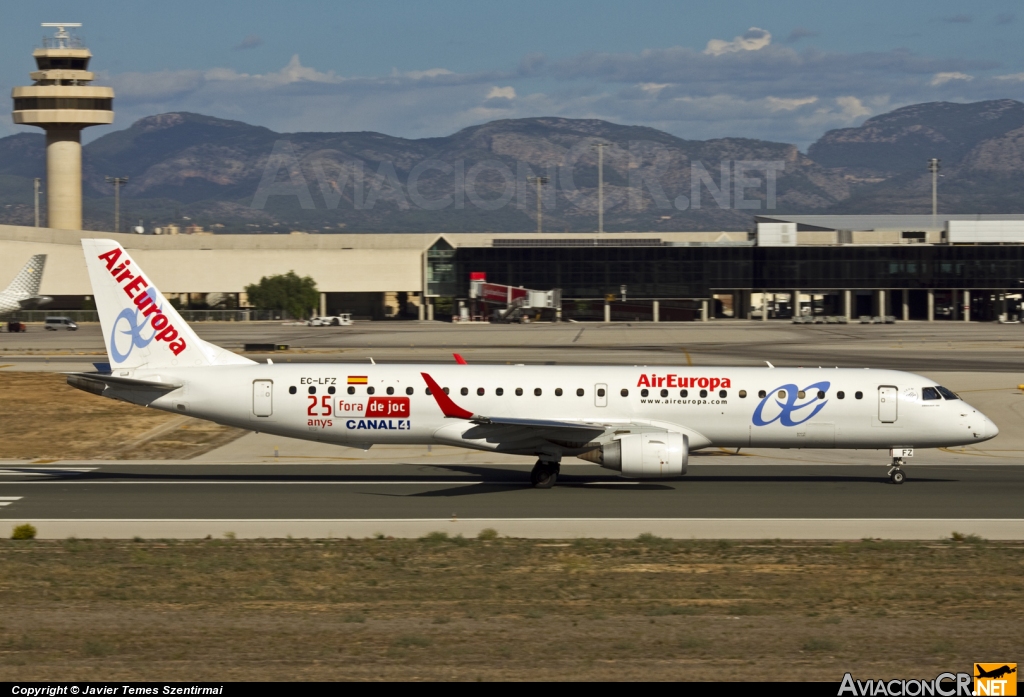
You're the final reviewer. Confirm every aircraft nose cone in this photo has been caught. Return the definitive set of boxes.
[985,416,999,440]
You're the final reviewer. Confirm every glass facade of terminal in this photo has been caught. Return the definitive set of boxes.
[449,245,1024,297]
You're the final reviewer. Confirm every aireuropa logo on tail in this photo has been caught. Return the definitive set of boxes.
[752,381,830,427]
[97,248,187,361]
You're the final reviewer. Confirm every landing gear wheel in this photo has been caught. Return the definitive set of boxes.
[531,461,559,489]
[890,469,905,485]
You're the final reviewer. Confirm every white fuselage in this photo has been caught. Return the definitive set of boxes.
[123,364,996,456]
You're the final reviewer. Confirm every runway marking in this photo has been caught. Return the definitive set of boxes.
[0,467,97,478]
[0,497,23,507]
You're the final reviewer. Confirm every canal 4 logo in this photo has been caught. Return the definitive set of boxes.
[752,381,830,427]
[344,397,411,430]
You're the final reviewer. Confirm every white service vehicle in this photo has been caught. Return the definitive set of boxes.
[68,240,998,488]
[0,254,51,317]
[307,314,352,327]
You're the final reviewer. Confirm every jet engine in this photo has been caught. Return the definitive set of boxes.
[579,433,688,477]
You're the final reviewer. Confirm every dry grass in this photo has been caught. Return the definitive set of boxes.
[0,373,244,460]
[0,536,1021,681]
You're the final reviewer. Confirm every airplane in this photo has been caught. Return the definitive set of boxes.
[0,254,51,317]
[975,665,1016,680]
[66,239,998,488]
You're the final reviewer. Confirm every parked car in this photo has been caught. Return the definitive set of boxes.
[5,321,26,333]
[44,316,78,331]
[307,314,352,327]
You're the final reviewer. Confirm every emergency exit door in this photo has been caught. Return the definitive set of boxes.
[878,386,897,423]
[253,380,273,417]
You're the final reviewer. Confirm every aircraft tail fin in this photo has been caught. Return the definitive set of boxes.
[82,239,254,370]
[4,254,46,299]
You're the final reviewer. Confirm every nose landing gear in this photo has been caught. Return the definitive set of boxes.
[530,460,560,489]
[888,456,906,485]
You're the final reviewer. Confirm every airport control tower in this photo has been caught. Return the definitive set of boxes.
[11,24,114,230]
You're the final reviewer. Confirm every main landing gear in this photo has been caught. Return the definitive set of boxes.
[530,460,560,489]
[888,456,906,485]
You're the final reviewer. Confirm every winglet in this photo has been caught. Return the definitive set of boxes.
[453,353,467,365]
[420,372,474,419]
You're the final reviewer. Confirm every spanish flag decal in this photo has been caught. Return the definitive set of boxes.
[347,376,368,385]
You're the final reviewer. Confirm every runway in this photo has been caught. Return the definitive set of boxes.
[2,462,1022,539]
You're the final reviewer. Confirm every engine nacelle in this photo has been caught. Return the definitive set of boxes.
[581,433,688,478]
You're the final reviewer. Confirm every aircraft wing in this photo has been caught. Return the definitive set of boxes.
[420,371,606,444]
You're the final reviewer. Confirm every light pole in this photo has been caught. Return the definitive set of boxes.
[593,143,609,233]
[33,178,41,228]
[928,158,941,231]
[105,176,128,232]
[527,176,549,233]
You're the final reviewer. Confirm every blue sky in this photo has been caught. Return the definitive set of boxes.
[3,0,1023,148]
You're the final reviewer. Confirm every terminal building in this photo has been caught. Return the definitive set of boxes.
[5,25,1024,323]
[3,217,1024,323]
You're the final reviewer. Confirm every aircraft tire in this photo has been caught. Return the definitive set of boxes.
[531,462,558,489]
[890,469,905,485]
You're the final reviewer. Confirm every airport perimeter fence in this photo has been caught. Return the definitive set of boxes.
[7,309,299,323]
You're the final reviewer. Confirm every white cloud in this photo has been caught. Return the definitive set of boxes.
[638,83,670,95]
[930,71,973,86]
[486,86,516,99]
[765,96,818,112]
[993,72,1024,81]
[704,27,771,56]
[835,96,872,118]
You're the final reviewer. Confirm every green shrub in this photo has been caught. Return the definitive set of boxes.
[477,528,499,540]
[11,524,36,540]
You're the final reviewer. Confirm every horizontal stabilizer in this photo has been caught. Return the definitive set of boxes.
[66,372,183,397]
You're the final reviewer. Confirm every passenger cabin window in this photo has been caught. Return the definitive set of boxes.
[308,386,316,395]
[348,386,355,395]
[386,387,394,395]
[680,389,688,398]
[576,388,584,397]
[758,390,766,398]
[406,387,414,395]
[367,387,375,395]
[661,389,669,398]
[289,386,297,395]
[739,390,747,398]
[797,391,806,399]
[496,388,504,396]
[719,390,727,398]
[534,388,542,396]
[329,386,336,395]
[936,386,960,400]
[442,387,449,395]
[555,388,563,396]
[837,391,845,399]
[816,390,825,399]
[516,388,523,396]
[477,387,485,396]
[700,389,708,398]
[620,389,629,397]
[855,391,863,400]
[597,388,606,397]
[641,389,649,397]
[461,387,468,396]
[922,387,941,401]
[778,390,787,399]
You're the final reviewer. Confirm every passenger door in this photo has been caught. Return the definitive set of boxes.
[595,383,608,407]
[878,386,897,423]
[253,380,273,417]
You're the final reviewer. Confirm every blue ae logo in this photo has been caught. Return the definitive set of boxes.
[109,287,161,363]
[752,381,830,427]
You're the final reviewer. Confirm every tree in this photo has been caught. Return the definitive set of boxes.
[244,271,319,319]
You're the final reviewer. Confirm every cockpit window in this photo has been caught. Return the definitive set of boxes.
[922,387,941,401]
[935,386,960,400]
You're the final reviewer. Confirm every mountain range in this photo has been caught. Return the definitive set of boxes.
[2,99,1024,233]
